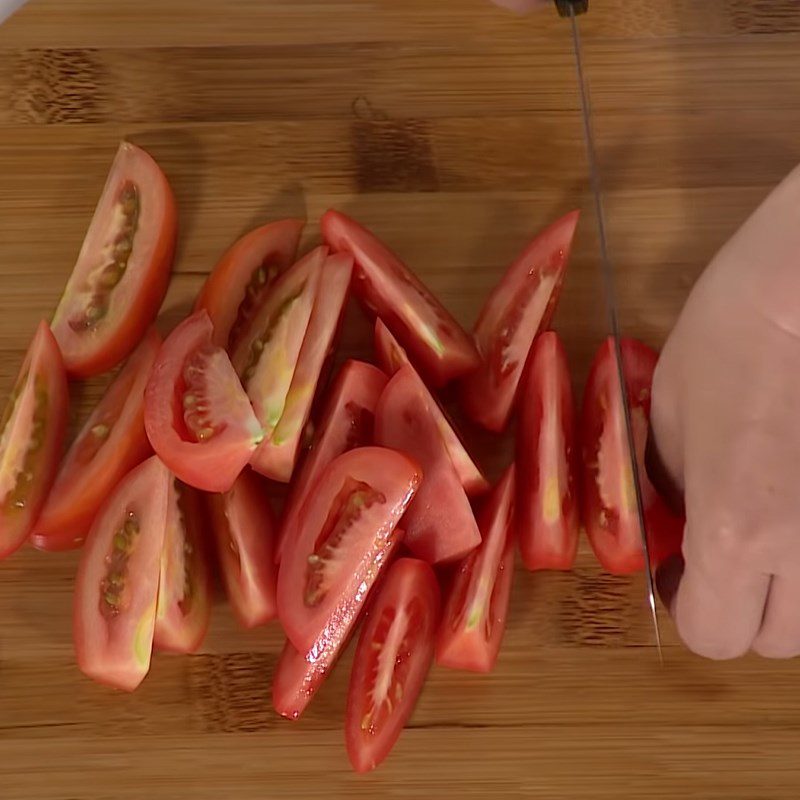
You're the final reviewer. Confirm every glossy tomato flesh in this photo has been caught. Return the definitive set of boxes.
[194,218,305,349]
[154,477,212,653]
[581,337,684,574]
[375,366,481,565]
[321,209,479,387]
[277,447,421,654]
[230,246,326,479]
[516,331,579,571]
[73,455,170,691]
[253,252,353,482]
[345,557,440,773]
[436,467,515,673]
[207,468,278,628]
[276,359,388,565]
[0,322,68,559]
[374,318,488,496]
[32,328,160,551]
[272,535,404,721]
[51,142,177,377]
[144,310,261,492]
[461,211,579,432]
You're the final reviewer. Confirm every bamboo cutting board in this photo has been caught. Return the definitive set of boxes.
[1,1,800,798]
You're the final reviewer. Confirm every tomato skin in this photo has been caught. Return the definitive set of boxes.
[276,359,387,566]
[321,209,480,387]
[51,142,177,378]
[253,252,353,482]
[153,480,212,654]
[277,447,421,654]
[194,219,305,349]
[374,319,489,497]
[0,322,68,560]
[375,366,481,565]
[436,467,515,673]
[345,557,440,773]
[207,468,278,629]
[581,337,685,575]
[32,328,160,552]
[461,211,579,433]
[73,455,170,692]
[516,331,579,571]
[144,310,261,493]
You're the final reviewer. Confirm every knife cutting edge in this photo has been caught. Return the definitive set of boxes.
[555,0,663,662]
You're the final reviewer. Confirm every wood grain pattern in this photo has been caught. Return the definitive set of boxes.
[1,1,799,797]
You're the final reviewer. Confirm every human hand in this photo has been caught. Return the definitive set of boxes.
[491,0,551,13]
[651,163,800,660]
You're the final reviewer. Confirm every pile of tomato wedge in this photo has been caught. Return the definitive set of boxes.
[0,142,684,773]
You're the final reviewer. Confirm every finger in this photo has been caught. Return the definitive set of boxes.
[491,0,550,13]
[751,576,800,658]
[672,525,770,660]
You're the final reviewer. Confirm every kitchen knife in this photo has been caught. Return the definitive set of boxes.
[555,0,663,661]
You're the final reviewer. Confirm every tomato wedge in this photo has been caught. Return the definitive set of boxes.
[516,331,579,571]
[321,209,479,387]
[581,337,684,574]
[207,468,278,628]
[145,310,261,492]
[194,219,305,349]
[277,447,420,654]
[345,557,440,773]
[436,467,515,673]
[276,359,387,565]
[461,211,579,432]
[230,246,326,479]
[375,366,481,564]
[51,142,177,378]
[0,322,68,559]
[272,531,404,721]
[374,319,488,496]
[153,478,212,653]
[254,252,353,482]
[32,328,160,551]
[73,455,170,691]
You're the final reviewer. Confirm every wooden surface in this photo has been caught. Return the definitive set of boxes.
[1,1,800,797]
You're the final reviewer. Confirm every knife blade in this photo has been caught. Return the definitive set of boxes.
[556,0,663,661]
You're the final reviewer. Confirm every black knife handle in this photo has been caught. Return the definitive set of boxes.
[554,0,588,16]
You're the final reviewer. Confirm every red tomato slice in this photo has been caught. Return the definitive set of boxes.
[321,209,479,387]
[272,532,404,722]
[581,337,684,574]
[144,310,261,492]
[32,328,160,551]
[194,219,305,349]
[374,318,488,496]
[230,246,326,478]
[207,468,277,628]
[73,455,170,691]
[276,359,387,566]
[153,478,212,653]
[461,211,579,432]
[51,142,177,378]
[277,447,421,654]
[345,557,440,773]
[0,322,68,559]
[436,467,515,673]
[253,252,353,482]
[375,366,481,565]
[516,331,579,571]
